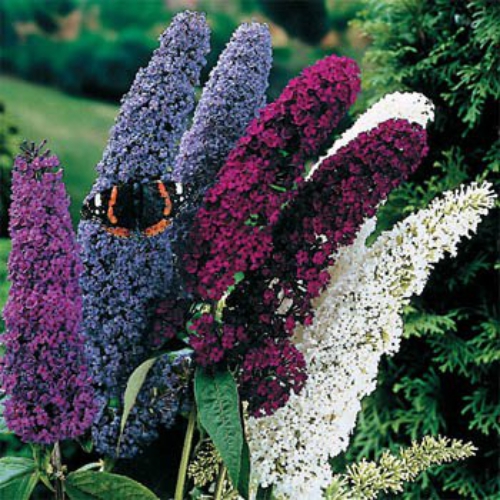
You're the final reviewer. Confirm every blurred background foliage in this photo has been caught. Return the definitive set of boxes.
[0,0,366,101]
[0,100,18,237]
[0,0,498,498]
[0,0,368,223]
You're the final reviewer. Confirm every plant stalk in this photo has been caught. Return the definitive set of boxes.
[214,464,227,500]
[52,441,65,500]
[174,406,197,500]
[102,457,116,472]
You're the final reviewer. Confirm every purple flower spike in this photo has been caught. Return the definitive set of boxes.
[1,144,97,444]
[95,10,211,189]
[174,21,272,191]
[184,55,361,301]
[172,21,272,259]
[78,11,210,458]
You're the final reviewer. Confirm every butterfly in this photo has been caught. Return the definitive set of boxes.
[81,180,187,237]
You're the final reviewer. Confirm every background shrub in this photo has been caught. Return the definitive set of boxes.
[337,1,499,498]
[0,0,366,101]
[0,102,19,238]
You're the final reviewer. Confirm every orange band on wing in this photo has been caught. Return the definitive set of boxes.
[107,186,119,225]
[143,219,171,237]
[157,181,173,217]
[105,227,131,238]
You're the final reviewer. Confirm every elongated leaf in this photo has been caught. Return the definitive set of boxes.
[0,457,38,500]
[238,439,251,500]
[194,368,243,491]
[65,471,159,500]
[119,357,158,443]
[0,471,39,500]
[0,457,36,485]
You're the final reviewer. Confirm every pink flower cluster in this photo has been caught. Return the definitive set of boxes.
[188,313,250,367]
[175,54,431,418]
[184,55,361,301]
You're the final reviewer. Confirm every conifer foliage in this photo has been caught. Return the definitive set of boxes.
[343,1,499,498]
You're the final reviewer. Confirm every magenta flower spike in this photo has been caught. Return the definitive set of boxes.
[184,54,361,301]
[223,119,430,415]
[1,142,97,444]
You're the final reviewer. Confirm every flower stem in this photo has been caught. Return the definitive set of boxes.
[174,407,197,500]
[214,464,227,500]
[103,457,116,472]
[52,441,65,500]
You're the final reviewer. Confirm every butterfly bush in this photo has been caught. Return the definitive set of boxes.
[184,54,361,302]
[171,20,272,259]
[173,21,272,198]
[185,55,361,382]
[152,22,272,347]
[190,93,432,416]
[78,11,210,458]
[1,147,97,444]
[247,181,496,499]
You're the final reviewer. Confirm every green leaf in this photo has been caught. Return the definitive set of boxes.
[39,473,55,493]
[0,457,39,500]
[0,457,36,485]
[65,471,159,500]
[118,356,158,447]
[0,471,39,500]
[194,368,244,492]
[238,439,251,500]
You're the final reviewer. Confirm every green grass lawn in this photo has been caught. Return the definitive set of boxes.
[0,75,118,222]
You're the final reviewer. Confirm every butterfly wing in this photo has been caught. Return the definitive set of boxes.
[81,184,135,236]
[81,189,112,224]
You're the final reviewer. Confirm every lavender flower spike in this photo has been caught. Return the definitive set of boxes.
[95,10,211,188]
[174,21,272,192]
[1,143,97,444]
[78,11,210,458]
[171,21,272,264]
